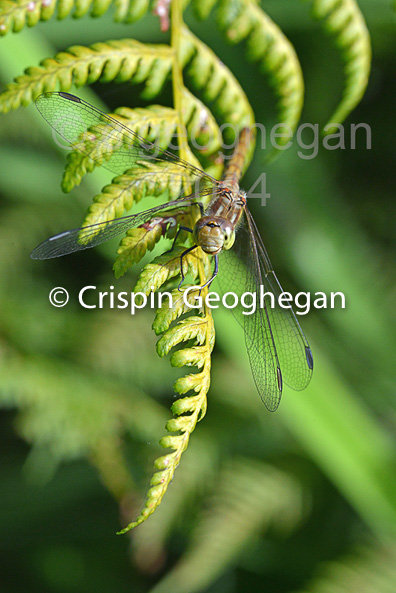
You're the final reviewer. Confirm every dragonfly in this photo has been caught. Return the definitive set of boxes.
[31,91,313,411]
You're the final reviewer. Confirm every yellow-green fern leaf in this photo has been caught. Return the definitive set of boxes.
[61,105,180,192]
[311,0,371,129]
[0,39,173,113]
[152,285,203,334]
[0,0,150,37]
[156,316,208,357]
[81,173,140,226]
[113,216,179,279]
[134,252,200,297]
[80,160,202,230]
[171,390,205,413]
[117,411,200,534]
[170,346,207,368]
[118,311,214,535]
[131,439,217,571]
[113,225,164,279]
[0,0,58,34]
[61,93,220,193]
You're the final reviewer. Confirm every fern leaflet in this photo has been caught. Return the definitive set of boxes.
[0,39,173,113]
[0,0,149,36]
[62,90,223,193]
[180,25,255,152]
[192,0,304,159]
[117,287,214,534]
[311,0,371,129]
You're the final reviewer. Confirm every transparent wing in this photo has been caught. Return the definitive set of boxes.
[35,91,218,195]
[30,196,202,259]
[246,209,313,391]
[218,207,313,411]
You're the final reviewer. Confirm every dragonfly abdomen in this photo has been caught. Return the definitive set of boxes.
[222,128,253,193]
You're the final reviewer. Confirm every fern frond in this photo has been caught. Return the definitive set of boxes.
[79,159,201,232]
[0,353,135,466]
[0,0,149,37]
[181,88,224,174]
[78,171,141,226]
[171,346,207,368]
[113,224,168,279]
[103,57,221,481]
[0,39,173,113]
[117,300,214,534]
[134,252,200,296]
[0,350,185,501]
[156,316,207,356]
[149,459,304,593]
[311,0,371,129]
[62,89,222,193]
[62,104,179,193]
[214,0,304,155]
[180,26,255,140]
[296,544,396,593]
[132,436,217,573]
[0,0,57,35]
[113,0,149,22]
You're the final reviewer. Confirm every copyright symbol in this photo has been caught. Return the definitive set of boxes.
[49,287,69,307]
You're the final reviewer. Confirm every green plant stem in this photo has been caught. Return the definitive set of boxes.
[171,0,189,168]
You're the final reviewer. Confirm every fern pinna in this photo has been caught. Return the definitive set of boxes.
[0,0,371,533]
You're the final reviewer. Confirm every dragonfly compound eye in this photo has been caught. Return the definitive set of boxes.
[221,221,236,250]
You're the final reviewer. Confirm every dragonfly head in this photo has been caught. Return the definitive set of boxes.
[193,216,236,255]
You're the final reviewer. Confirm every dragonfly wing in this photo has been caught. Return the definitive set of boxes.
[30,197,198,259]
[217,216,282,411]
[36,92,218,195]
[245,208,313,391]
[218,208,313,411]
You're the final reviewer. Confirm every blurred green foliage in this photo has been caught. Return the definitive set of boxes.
[0,1,396,592]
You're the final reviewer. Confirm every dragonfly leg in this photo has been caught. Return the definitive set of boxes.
[198,254,219,295]
[164,225,193,255]
[163,202,203,255]
[196,202,205,217]
[178,245,198,291]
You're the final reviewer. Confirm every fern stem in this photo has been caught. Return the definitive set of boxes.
[171,0,189,168]
[195,259,213,421]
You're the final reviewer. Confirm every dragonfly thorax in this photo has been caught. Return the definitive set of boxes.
[193,216,236,255]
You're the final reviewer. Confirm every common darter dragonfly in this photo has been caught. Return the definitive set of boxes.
[31,91,313,411]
